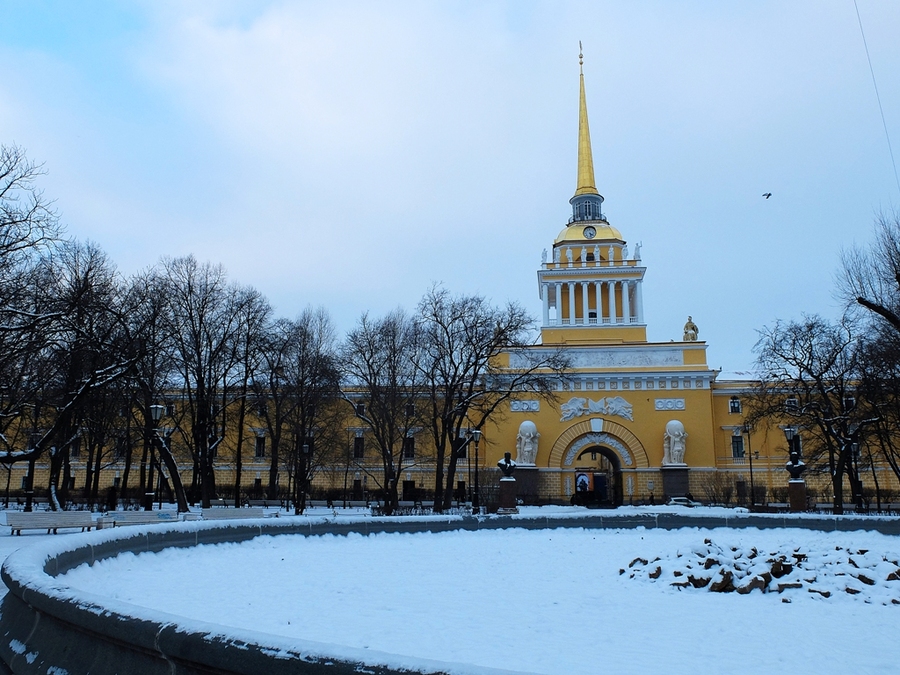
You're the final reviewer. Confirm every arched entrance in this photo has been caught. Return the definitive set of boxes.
[572,446,623,507]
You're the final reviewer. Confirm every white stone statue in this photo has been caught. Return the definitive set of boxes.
[634,242,642,261]
[566,247,574,264]
[580,246,587,263]
[554,248,561,263]
[604,396,634,422]
[541,248,547,263]
[560,397,588,422]
[593,245,601,261]
[560,396,633,423]
[663,419,688,465]
[623,244,629,260]
[683,316,699,342]
[515,420,540,466]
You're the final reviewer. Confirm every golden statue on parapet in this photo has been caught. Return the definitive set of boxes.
[683,316,699,342]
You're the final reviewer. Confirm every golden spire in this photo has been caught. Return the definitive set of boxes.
[574,41,599,197]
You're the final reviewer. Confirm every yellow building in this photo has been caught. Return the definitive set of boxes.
[10,53,896,512]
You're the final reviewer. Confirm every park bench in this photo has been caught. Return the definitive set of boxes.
[201,507,268,520]
[208,499,228,507]
[97,511,180,529]
[8,511,94,535]
[246,498,282,508]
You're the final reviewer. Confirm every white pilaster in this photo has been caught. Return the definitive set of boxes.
[635,280,644,323]
[554,282,562,325]
[581,282,589,325]
[567,281,576,326]
[622,280,631,324]
[541,283,550,326]
[607,281,616,323]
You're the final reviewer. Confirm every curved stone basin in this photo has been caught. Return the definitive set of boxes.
[2,511,896,674]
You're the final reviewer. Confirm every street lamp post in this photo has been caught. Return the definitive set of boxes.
[849,423,862,511]
[294,441,310,515]
[783,425,806,512]
[144,404,165,511]
[745,423,755,507]
[734,425,755,507]
[23,457,35,513]
[471,430,481,514]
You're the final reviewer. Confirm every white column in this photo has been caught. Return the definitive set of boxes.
[622,280,631,324]
[594,282,603,323]
[541,283,550,326]
[554,282,562,325]
[581,282,589,325]
[635,280,644,323]
[607,281,617,323]
[568,282,576,326]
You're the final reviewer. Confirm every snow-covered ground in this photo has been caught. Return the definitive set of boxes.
[27,507,894,675]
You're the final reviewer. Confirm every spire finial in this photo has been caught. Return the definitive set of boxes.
[573,44,599,198]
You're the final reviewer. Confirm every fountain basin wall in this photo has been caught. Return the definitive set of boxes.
[2,511,900,675]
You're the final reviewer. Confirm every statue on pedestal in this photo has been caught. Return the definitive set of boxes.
[515,421,539,466]
[663,420,688,466]
[497,452,517,478]
[683,316,699,342]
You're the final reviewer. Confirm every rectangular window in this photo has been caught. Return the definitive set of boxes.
[731,436,745,459]
[113,476,121,488]
[255,435,266,458]
[785,397,799,413]
[353,436,365,459]
[114,437,127,459]
[454,438,467,460]
[729,397,742,414]
[165,403,175,418]
[20,476,27,490]
[355,403,366,417]
[403,436,415,459]
[69,439,81,458]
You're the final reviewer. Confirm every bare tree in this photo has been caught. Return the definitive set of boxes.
[416,286,569,513]
[839,211,900,332]
[748,315,869,514]
[224,287,271,507]
[341,309,425,514]
[158,256,246,508]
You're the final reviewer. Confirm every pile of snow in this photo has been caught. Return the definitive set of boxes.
[626,537,900,604]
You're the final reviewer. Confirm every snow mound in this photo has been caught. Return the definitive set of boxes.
[624,537,900,604]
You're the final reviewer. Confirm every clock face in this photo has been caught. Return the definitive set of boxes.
[583,226,597,239]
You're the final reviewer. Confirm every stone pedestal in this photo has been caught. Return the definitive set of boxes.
[788,480,806,513]
[498,477,519,514]
[515,466,539,504]
[661,466,690,499]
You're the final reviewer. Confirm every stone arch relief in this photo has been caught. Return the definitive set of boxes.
[563,433,632,467]
[547,418,650,469]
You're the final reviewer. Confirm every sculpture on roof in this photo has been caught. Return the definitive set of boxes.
[683,316,699,342]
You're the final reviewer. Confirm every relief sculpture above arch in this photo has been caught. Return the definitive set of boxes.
[559,396,633,422]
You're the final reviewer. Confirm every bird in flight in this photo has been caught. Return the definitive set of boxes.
[762,193,772,199]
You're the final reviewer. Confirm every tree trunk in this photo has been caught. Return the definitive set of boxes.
[157,439,189,512]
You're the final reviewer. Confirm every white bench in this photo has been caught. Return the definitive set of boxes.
[201,507,268,520]
[97,511,180,528]
[8,511,94,535]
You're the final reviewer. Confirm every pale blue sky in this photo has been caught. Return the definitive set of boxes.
[2,1,898,372]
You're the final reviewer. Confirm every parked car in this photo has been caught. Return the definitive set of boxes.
[666,497,702,508]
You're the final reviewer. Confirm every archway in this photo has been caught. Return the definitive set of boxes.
[572,446,623,507]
